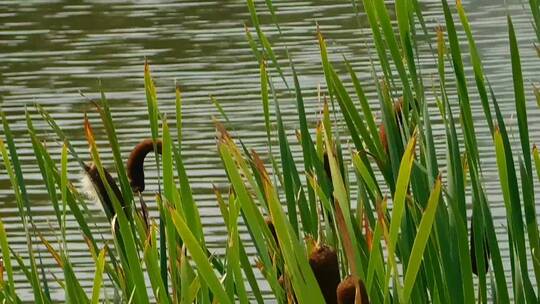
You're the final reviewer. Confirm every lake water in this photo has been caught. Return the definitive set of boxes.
[1,0,539,301]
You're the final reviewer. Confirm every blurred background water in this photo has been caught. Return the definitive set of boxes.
[0,0,539,301]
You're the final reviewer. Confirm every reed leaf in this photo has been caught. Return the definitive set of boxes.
[402,176,441,302]
[0,220,17,302]
[169,206,231,304]
[0,130,49,304]
[218,138,282,299]
[91,248,107,304]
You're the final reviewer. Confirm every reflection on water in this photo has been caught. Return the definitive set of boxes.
[0,0,539,301]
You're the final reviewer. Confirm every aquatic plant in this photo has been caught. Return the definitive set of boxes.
[1,0,539,303]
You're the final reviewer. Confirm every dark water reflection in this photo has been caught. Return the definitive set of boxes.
[0,0,539,301]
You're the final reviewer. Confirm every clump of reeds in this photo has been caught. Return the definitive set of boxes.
[0,0,539,303]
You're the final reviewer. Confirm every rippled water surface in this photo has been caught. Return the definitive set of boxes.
[1,0,539,301]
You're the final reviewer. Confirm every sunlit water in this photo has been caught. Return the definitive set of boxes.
[1,0,539,301]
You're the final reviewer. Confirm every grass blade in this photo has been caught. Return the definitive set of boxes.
[403,176,442,302]
[169,206,231,304]
[91,248,107,304]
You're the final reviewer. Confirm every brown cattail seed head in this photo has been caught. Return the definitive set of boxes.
[309,244,340,304]
[127,139,163,193]
[337,275,370,304]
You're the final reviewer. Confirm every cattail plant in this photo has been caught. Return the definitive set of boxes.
[336,275,369,304]
[309,244,341,304]
[0,0,538,303]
